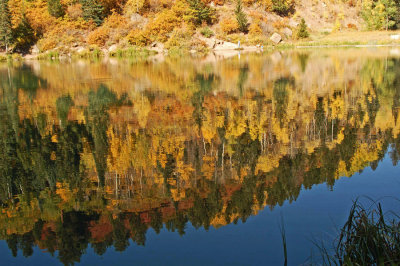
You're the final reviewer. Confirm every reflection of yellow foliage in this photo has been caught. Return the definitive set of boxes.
[256,154,281,173]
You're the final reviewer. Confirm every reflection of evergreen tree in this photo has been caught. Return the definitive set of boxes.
[273,78,293,128]
[338,126,357,171]
[6,234,19,257]
[150,209,163,234]
[12,65,47,99]
[112,214,130,251]
[232,130,261,176]
[191,74,217,130]
[188,183,223,230]
[57,211,97,266]
[129,213,148,246]
[86,84,119,186]
[237,65,249,97]
[56,95,74,126]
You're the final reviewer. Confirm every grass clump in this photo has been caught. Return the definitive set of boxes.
[73,47,103,59]
[109,46,154,58]
[320,200,400,265]
[200,27,214,38]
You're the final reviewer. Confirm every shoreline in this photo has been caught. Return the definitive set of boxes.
[2,33,400,62]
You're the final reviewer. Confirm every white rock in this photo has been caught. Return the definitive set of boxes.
[130,13,143,23]
[270,33,282,44]
[214,41,238,50]
[390,34,400,40]
[289,20,298,28]
[282,27,293,37]
[108,44,118,52]
[31,45,40,54]
[77,47,86,53]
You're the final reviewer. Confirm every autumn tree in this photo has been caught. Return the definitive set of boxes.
[48,0,65,18]
[80,0,104,26]
[235,0,248,32]
[126,0,147,14]
[362,0,398,30]
[0,0,12,52]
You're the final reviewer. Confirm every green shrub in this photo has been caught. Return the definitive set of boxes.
[48,0,65,18]
[271,0,295,16]
[200,27,214,38]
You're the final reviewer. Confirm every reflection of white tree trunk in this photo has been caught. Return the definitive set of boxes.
[115,172,118,197]
[222,142,225,179]
[140,167,143,196]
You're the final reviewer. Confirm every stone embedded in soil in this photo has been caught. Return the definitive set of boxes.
[270,33,282,44]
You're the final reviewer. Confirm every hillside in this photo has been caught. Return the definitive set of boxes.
[0,0,398,56]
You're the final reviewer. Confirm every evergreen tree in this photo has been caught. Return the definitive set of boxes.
[296,18,309,39]
[187,0,213,25]
[235,0,248,33]
[13,15,36,53]
[0,0,12,52]
[80,0,104,26]
[48,0,65,18]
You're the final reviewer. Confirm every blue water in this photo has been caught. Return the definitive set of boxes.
[2,152,398,266]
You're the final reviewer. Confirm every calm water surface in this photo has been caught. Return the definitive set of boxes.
[0,48,400,265]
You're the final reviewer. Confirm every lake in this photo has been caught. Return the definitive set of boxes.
[0,48,399,265]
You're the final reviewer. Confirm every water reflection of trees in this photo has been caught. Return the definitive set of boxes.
[1,55,400,265]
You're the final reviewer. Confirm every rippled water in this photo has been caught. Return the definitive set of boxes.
[0,48,400,265]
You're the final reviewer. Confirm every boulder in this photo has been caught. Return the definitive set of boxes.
[108,44,118,53]
[130,13,143,23]
[289,20,298,28]
[76,47,86,54]
[31,45,40,54]
[282,27,293,38]
[270,33,282,44]
[214,40,238,50]
[390,34,400,40]
[149,42,164,54]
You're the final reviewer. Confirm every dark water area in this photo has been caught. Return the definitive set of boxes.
[0,48,399,265]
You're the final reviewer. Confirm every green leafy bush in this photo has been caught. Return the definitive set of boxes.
[200,27,214,38]
[271,0,295,16]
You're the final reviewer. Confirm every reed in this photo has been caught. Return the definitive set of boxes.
[318,199,400,265]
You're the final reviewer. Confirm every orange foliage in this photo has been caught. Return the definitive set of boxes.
[88,12,130,45]
[66,4,83,19]
[88,27,110,46]
[127,29,151,46]
[249,23,262,35]
[26,0,56,35]
[220,18,238,34]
